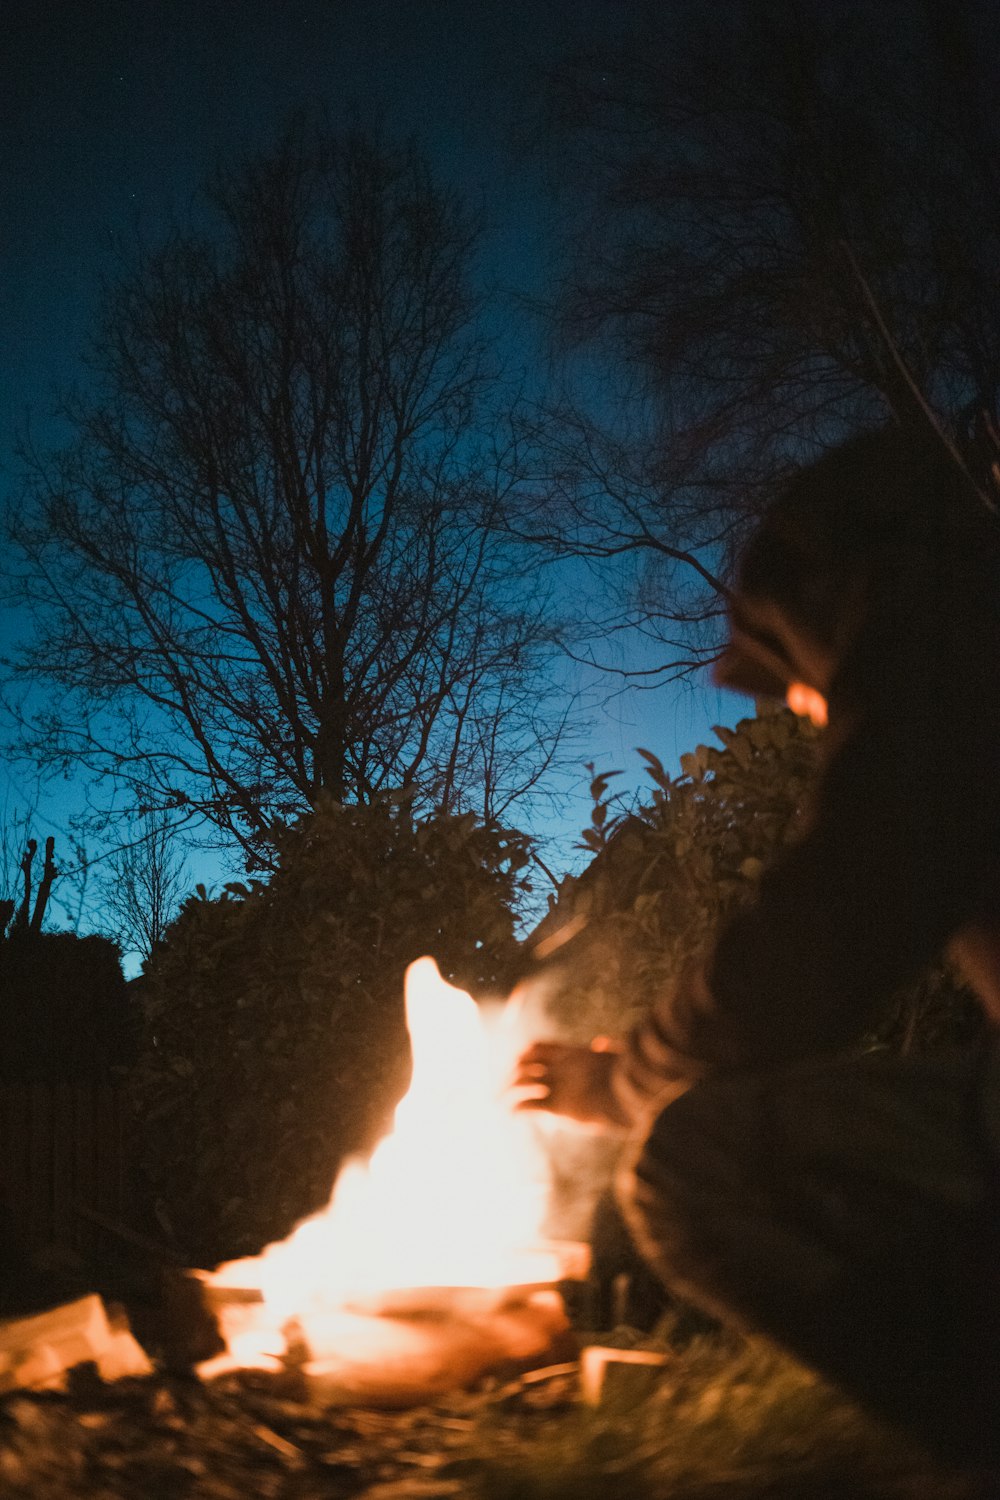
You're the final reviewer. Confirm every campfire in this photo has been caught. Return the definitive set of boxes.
[196,957,578,1402]
[0,958,598,1409]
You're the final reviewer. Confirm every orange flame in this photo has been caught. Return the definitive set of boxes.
[201,957,558,1372]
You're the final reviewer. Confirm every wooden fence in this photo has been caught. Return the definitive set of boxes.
[0,1081,126,1255]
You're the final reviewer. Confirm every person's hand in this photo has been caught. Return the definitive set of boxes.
[510,1037,630,1128]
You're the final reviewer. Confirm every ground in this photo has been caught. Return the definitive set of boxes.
[0,1319,992,1499]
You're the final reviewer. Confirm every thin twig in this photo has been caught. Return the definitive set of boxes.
[839,240,987,501]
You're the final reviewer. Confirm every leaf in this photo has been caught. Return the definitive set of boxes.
[728,733,753,771]
[589,769,623,803]
[636,747,671,791]
[748,717,771,749]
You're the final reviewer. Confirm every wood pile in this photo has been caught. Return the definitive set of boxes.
[0,1296,150,1394]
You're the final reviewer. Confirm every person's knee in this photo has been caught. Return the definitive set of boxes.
[614,1078,767,1298]
[613,1093,715,1286]
[618,1080,739,1207]
[614,1097,687,1223]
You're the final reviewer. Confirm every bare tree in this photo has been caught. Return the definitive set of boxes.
[0,787,64,937]
[4,124,570,865]
[0,799,37,936]
[98,815,187,963]
[518,0,1000,679]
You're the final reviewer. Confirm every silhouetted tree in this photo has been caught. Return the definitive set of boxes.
[518,0,1000,679]
[6,124,570,867]
[0,825,58,938]
[98,815,188,963]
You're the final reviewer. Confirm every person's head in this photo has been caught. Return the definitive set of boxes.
[714,425,991,719]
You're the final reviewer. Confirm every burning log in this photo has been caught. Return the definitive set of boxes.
[284,1289,575,1408]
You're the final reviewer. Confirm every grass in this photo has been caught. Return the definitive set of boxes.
[469,1319,993,1499]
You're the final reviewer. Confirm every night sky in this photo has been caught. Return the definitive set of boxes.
[1,0,743,946]
[4,1,559,431]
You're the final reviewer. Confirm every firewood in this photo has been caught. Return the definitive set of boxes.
[579,1343,671,1405]
[0,1294,151,1394]
[547,1238,591,1280]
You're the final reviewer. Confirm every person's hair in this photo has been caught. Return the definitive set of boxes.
[738,426,990,648]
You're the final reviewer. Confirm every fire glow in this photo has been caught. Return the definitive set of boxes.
[201,957,561,1377]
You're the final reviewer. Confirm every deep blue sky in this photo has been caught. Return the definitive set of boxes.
[1,0,746,950]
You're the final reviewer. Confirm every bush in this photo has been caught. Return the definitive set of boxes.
[532,706,979,1051]
[528,707,981,1240]
[129,794,530,1264]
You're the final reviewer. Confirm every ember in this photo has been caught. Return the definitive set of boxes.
[200,958,570,1396]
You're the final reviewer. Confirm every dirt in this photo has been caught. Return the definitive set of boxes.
[0,1359,581,1499]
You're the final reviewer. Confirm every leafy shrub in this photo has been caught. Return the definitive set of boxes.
[531,708,818,1038]
[529,707,980,1240]
[130,794,530,1265]
[532,706,979,1051]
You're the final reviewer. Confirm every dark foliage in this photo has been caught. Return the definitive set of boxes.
[533,708,980,1054]
[129,794,530,1265]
